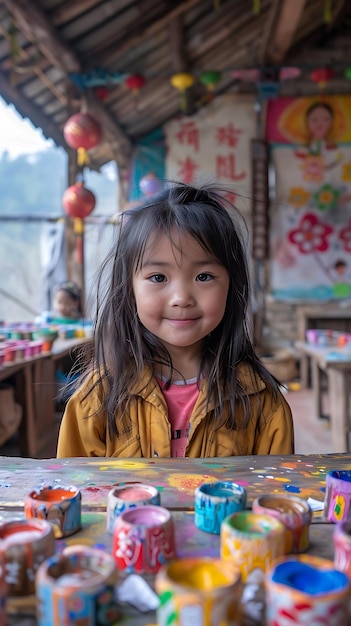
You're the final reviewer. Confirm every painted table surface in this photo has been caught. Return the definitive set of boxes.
[1,453,349,625]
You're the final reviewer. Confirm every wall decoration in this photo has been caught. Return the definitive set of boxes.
[266,96,351,301]
[164,94,256,222]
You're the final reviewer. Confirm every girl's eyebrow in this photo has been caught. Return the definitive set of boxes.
[142,258,219,268]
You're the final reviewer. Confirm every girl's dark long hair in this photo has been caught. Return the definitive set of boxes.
[83,182,280,437]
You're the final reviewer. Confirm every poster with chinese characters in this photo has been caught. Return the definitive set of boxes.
[164,94,256,224]
[267,95,351,301]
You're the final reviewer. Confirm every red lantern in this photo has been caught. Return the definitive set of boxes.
[63,112,102,166]
[125,73,146,92]
[62,182,96,219]
[310,68,334,88]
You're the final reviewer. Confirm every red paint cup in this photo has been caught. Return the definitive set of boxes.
[112,505,175,574]
[0,518,55,595]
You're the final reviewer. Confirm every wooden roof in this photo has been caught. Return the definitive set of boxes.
[0,0,351,173]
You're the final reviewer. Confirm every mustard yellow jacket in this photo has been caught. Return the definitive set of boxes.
[56,364,294,458]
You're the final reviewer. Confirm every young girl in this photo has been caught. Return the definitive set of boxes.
[57,183,294,458]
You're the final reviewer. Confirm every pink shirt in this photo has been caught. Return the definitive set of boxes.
[156,378,200,457]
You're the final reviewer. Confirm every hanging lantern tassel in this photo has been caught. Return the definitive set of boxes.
[253,0,261,15]
[170,72,195,112]
[324,0,332,23]
[74,218,84,265]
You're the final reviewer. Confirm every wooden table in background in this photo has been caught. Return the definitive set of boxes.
[1,453,349,625]
[0,338,90,458]
[296,340,351,452]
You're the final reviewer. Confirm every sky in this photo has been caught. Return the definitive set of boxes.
[0,95,117,181]
[0,95,54,158]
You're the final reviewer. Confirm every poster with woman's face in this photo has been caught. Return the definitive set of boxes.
[266,96,351,301]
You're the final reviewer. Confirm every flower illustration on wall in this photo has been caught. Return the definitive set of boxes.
[288,213,333,254]
[339,219,351,253]
[313,184,340,211]
[288,186,309,208]
[300,154,325,182]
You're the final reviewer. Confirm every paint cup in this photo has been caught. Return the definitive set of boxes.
[36,545,119,626]
[24,484,81,539]
[252,494,312,553]
[106,482,160,533]
[220,511,285,582]
[0,518,55,595]
[324,470,351,523]
[194,481,247,535]
[265,554,351,626]
[334,519,351,578]
[112,505,175,574]
[155,557,242,626]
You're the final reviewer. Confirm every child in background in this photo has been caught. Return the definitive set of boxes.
[53,281,83,321]
[37,281,83,324]
[57,183,294,458]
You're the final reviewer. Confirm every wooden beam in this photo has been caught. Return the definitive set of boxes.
[3,0,81,73]
[85,0,203,68]
[263,0,307,65]
[3,0,133,167]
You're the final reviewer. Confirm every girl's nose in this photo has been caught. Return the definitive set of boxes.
[169,282,195,306]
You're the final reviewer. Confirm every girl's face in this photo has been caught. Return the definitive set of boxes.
[53,290,78,318]
[307,106,332,141]
[132,228,230,359]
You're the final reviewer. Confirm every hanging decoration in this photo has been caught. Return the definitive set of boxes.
[310,67,334,89]
[139,172,163,196]
[253,0,261,15]
[63,112,102,166]
[344,67,351,81]
[62,181,96,219]
[94,86,109,101]
[170,72,195,112]
[324,0,332,23]
[125,73,146,93]
[199,71,221,93]
[62,182,96,265]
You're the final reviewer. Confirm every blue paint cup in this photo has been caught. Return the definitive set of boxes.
[194,481,247,535]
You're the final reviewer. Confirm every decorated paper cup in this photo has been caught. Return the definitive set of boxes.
[220,511,285,581]
[324,470,351,523]
[265,554,350,626]
[155,557,242,626]
[36,545,119,626]
[112,505,175,574]
[0,518,55,595]
[334,519,351,578]
[252,494,312,553]
[194,481,247,535]
[24,484,81,538]
[106,482,160,533]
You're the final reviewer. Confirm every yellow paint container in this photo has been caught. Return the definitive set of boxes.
[221,511,285,582]
[155,557,242,626]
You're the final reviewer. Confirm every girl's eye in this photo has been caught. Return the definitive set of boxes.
[150,274,166,283]
[196,273,212,282]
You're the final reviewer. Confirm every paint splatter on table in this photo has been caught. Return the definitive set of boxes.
[2,453,349,625]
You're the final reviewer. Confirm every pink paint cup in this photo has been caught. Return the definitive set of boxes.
[334,520,351,578]
[112,505,175,574]
[107,482,160,533]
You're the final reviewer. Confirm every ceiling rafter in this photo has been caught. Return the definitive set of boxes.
[84,0,203,69]
[3,0,133,168]
[260,0,307,66]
